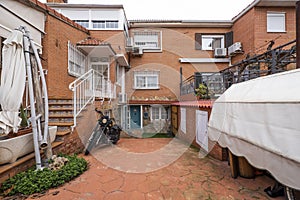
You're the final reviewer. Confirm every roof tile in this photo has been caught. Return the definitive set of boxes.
[77,37,104,46]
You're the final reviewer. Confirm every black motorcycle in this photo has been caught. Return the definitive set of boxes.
[84,108,122,155]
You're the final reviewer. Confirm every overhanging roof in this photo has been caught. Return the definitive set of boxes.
[115,54,129,67]
[77,37,116,57]
[172,100,214,108]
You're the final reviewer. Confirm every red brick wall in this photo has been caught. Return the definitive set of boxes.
[127,27,231,101]
[254,7,296,54]
[42,15,89,99]
[231,8,256,64]
[231,6,296,64]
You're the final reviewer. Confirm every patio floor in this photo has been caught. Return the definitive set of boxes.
[25,137,283,200]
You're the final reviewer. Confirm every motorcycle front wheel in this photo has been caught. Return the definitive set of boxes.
[84,124,101,155]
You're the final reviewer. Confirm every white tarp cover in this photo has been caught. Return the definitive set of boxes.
[208,69,300,190]
[0,30,26,134]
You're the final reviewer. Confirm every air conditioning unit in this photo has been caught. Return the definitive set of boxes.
[118,93,127,104]
[214,48,227,57]
[132,46,143,56]
[228,42,242,56]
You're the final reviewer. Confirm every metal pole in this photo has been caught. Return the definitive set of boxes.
[296,1,300,68]
[23,28,42,170]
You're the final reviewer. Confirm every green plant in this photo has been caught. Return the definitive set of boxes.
[0,154,88,197]
[19,104,28,128]
[194,83,210,99]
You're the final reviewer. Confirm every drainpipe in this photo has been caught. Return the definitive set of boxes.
[296,1,300,68]
[180,67,182,95]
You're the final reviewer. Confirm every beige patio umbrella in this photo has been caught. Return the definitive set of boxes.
[0,29,26,134]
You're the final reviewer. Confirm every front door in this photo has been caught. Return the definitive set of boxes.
[130,106,141,129]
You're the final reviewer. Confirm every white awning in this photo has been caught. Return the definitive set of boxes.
[208,69,300,190]
[115,54,129,67]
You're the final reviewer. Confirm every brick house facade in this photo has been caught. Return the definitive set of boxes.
[0,0,297,182]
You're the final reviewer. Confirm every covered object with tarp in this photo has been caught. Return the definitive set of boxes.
[208,69,300,190]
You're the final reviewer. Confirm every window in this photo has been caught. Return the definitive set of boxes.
[92,20,118,29]
[74,20,89,28]
[91,63,109,80]
[68,41,87,77]
[151,106,168,120]
[92,20,105,29]
[267,12,286,32]
[152,107,160,120]
[133,31,161,51]
[134,70,159,89]
[201,35,225,50]
[106,21,118,29]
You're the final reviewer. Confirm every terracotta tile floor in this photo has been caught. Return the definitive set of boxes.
[25,138,283,200]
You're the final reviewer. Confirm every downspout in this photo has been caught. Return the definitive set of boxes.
[180,67,182,96]
[297,1,300,68]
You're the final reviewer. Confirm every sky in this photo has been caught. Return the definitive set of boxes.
[42,0,255,20]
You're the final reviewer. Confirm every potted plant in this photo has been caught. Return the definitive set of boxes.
[194,83,210,100]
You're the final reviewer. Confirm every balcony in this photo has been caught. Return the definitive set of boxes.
[180,39,297,98]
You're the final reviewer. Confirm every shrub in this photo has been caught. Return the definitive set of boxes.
[0,154,88,197]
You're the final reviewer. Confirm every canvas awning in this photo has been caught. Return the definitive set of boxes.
[208,69,300,190]
[0,29,26,134]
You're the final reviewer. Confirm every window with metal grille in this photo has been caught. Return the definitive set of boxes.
[267,12,286,32]
[133,31,162,51]
[68,41,87,77]
[134,70,160,89]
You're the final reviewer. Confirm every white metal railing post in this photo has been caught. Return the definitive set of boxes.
[73,87,77,128]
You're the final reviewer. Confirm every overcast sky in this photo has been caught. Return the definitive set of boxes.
[42,0,255,20]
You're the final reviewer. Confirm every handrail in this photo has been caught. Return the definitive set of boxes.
[69,69,116,128]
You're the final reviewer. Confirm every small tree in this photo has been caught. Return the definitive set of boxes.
[194,83,210,99]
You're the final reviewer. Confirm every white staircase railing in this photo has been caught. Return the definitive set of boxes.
[69,69,116,128]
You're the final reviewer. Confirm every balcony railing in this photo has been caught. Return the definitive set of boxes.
[180,73,226,99]
[180,39,297,98]
[222,39,296,88]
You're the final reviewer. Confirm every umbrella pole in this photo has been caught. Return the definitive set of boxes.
[26,27,51,157]
[22,28,42,170]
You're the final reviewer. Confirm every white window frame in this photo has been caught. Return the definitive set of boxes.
[201,35,225,50]
[133,31,162,51]
[180,108,186,134]
[267,12,286,33]
[150,106,168,121]
[134,70,160,89]
[92,20,119,29]
[91,62,110,80]
[74,20,89,28]
[68,41,87,77]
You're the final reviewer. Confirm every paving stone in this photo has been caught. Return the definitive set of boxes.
[24,138,284,200]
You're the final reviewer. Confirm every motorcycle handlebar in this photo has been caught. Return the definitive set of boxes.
[95,108,104,116]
